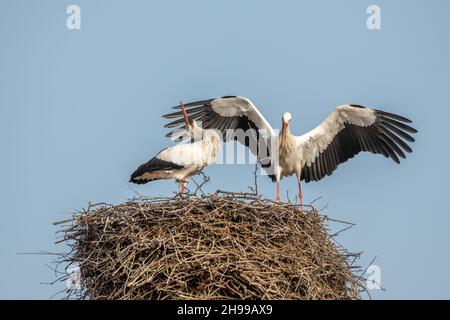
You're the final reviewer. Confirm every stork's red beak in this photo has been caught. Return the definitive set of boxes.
[280,122,288,145]
[180,101,191,130]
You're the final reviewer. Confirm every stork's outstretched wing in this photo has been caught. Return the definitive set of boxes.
[296,105,417,182]
[163,96,276,165]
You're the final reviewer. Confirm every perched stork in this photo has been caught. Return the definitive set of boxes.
[163,96,417,208]
[130,102,221,197]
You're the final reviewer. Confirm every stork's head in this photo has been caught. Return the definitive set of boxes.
[282,112,292,126]
[186,118,202,139]
[180,102,202,139]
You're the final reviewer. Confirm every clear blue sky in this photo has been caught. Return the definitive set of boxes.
[1,0,449,299]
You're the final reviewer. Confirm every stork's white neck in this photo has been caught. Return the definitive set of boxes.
[279,125,295,153]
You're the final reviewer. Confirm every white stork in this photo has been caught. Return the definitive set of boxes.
[130,102,221,197]
[163,96,417,208]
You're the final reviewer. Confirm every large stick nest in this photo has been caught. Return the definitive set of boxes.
[55,192,365,299]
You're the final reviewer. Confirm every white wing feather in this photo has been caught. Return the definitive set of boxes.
[295,105,377,166]
[157,130,221,167]
[157,141,207,167]
[211,96,276,137]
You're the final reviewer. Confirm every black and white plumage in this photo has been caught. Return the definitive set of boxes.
[130,112,221,196]
[163,96,417,207]
[294,105,416,183]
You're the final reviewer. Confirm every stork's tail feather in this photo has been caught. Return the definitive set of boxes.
[130,157,183,185]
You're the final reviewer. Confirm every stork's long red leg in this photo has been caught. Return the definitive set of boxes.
[179,181,185,199]
[298,180,303,210]
[276,181,280,202]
